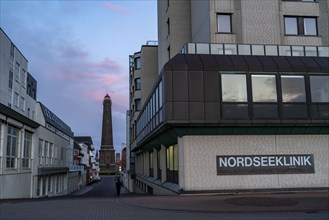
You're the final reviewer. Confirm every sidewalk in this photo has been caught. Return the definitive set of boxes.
[118,191,329,213]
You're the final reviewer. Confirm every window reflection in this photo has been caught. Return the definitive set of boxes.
[281,75,306,102]
[310,76,329,102]
[252,75,277,102]
[222,74,247,102]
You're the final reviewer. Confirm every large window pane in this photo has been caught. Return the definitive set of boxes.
[222,74,247,102]
[285,17,298,35]
[252,75,277,102]
[281,75,306,102]
[304,18,317,36]
[310,76,329,102]
[217,14,232,33]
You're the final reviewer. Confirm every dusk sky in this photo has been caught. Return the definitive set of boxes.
[0,1,157,153]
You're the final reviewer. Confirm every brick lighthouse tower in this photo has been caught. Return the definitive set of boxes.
[99,94,115,173]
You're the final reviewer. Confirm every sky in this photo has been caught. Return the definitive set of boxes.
[0,0,157,153]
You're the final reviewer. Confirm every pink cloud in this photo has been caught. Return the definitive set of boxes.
[103,3,129,15]
[86,57,122,72]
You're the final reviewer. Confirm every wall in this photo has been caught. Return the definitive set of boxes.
[179,135,329,192]
[0,173,32,199]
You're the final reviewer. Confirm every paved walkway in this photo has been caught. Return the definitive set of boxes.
[118,190,329,213]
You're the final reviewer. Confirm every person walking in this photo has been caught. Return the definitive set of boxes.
[115,174,123,196]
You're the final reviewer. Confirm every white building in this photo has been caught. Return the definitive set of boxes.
[0,28,81,199]
[0,29,39,199]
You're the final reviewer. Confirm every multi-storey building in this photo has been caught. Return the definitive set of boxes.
[0,28,82,198]
[0,28,40,199]
[127,42,158,192]
[129,0,329,195]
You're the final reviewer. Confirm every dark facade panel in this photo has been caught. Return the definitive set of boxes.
[188,71,204,102]
[272,57,293,72]
[204,71,220,102]
[189,102,205,121]
[215,55,234,71]
[229,56,248,71]
[287,57,307,72]
[299,57,322,72]
[172,71,188,102]
[164,70,173,102]
[185,54,203,71]
[258,56,278,72]
[199,54,218,71]
[173,102,189,121]
[313,57,329,72]
[243,56,263,72]
[205,102,220,121]
[166,54,188,71]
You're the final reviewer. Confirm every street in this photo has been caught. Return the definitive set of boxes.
[0,176,328,220]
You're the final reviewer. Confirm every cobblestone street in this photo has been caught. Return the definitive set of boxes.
[0,176,328,220]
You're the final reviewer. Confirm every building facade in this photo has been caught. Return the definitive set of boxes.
[129,0,329,195]
[0,28,84,199]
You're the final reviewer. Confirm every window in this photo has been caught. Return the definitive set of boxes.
[221,74,247,102]
[135,57,141,69]
[284,16,317,36]
[44,141,49,164]
[281,75,306,102]
[149,152,153,177]
[49,143,54,164]
[252,75,277,102]
[14,63,20,82]
[217,14,232,33]
[10,43,14,57]
[6,125,18,168]
[21,69,26,87]
[22,131,32,168]
[166,145,178,184]
[135,78,141,90]
[14,92,19,107]
[135,99,141,111]
[157,150,161,180]
[20,96,25,111]
[9,70,13,89]
[39,139,43,165]
[310,75,329,102]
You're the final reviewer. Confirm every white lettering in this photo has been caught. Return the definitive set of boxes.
[276,157,283,166]
[228,157,237,167]
[304,156,312,166]
[237,157,244,167]
[261,157,268,166]
[219,158,227,167]
[268,157,275,166]
[253,157,261,167]
[245,157,253,167]
[292,156,301,166]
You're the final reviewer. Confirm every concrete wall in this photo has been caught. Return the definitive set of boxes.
[191,1,210,43]
[179,135,329,192]
[0,173,32,199]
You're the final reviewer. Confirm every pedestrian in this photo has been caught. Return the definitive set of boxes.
[115,174,123,196]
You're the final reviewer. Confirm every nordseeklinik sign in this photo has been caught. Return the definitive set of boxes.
[217,154,315,175]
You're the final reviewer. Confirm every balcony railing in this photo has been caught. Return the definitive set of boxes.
[69,165,84,172]
[180,43,329,57]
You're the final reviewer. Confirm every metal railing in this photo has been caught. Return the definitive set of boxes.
[180,43,329,57]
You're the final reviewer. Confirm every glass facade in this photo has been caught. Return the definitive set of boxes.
[222,74,247,102]
[281,75,306,102]
[252,75,277,102]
